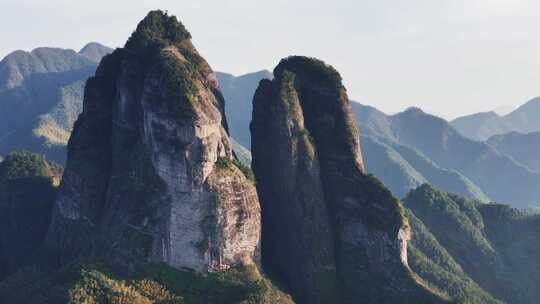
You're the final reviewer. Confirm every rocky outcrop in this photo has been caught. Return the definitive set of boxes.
[251,56,447,304]
[0,151,61,279]
[46,10,260,273]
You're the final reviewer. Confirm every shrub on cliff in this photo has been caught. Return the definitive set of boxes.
[126,10,191,53]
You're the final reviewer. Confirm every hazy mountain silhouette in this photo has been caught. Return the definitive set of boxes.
[0,43,112,163]
[217,70,272,148]
[487,131,540,172]
[353,103,540,208]
[451,97,540,141]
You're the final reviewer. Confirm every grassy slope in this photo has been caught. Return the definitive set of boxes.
[0,262,293,304]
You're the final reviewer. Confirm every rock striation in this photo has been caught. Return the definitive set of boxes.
[251,56,447,304]
[46,10,260,273]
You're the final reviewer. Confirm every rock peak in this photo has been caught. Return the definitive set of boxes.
[46,10,260,274]
[125,10,192,52]
[274,56,343,89]
[251,56,446,303]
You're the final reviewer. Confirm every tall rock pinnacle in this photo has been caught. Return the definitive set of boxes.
[46,10,260,273]
[251,56,447,304]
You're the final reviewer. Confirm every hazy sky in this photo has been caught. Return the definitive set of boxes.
[2,0,540,118]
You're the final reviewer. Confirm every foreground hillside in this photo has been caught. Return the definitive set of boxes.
[406,185,540,304]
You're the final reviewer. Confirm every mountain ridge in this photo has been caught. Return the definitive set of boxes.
[353,102,540,208]
[0,43,112,163]
[451,97,540,141]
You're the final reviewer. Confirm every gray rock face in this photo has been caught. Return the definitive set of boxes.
[251,56,447,304]
[46,10,260,273]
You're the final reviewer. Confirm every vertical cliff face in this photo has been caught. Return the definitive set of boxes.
[251,56,447,304]
[46,10,260,273]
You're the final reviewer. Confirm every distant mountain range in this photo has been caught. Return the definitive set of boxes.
[451,97,540,141]
[217,72,540,208]
[217,70,272,149]
[0,43,112,163]
[487,131,540,173]
[1,45,539,209]
[361,134,490,201]
[216,72,537,207]
[354,104,540,208]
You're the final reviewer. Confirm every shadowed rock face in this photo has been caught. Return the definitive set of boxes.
[0,151,61,279]
[251,56,447,304]
[46,10,260,273]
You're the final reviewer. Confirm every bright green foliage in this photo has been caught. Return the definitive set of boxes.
[279,70,297,110]
[123,10,208,119]
[158,51,199,118]
[126,10,192,53]
[69,268,183,304]
[0,262,293,304]
[233,159,255,182]
[274,56,343,91]
[406,184,540,304]
[407,211,502,304]
[215,157,255,182]
[0,150,61,181]
[215,157,234,171]
[405,184,494,256]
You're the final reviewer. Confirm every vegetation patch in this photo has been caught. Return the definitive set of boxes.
[215,157,255,182]
[126,10,192,55]
[0,150,62,181]
[274,56,343,91]
[0,262,293,304]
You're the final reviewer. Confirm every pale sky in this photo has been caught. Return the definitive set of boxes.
[2,0,540,119]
